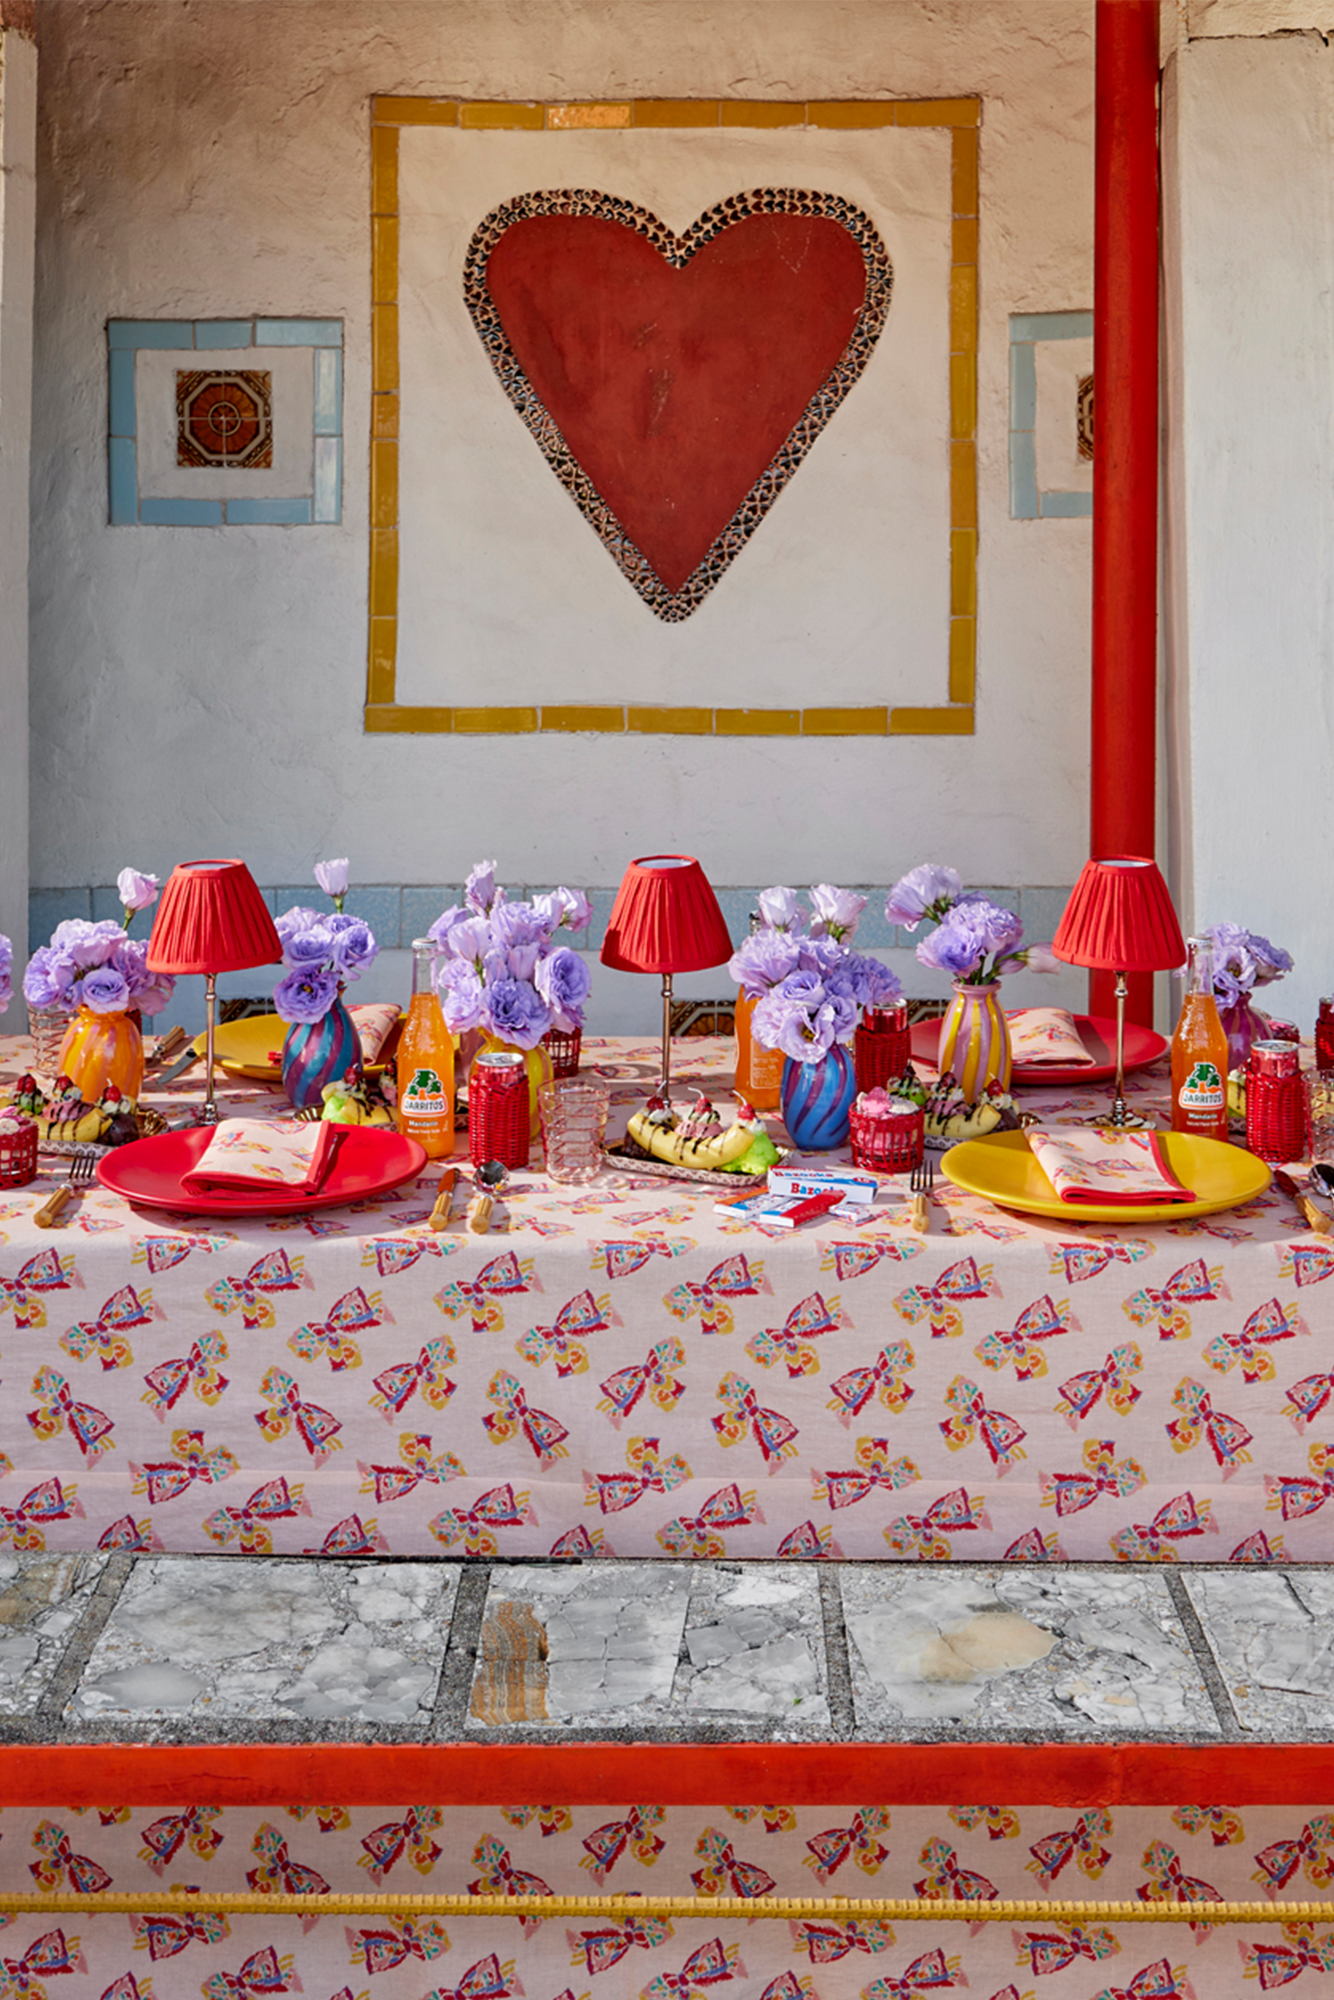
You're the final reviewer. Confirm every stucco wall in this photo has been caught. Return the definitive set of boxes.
[26,0,1095,1026]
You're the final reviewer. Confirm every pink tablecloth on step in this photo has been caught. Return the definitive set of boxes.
[0,1033,1327,1562]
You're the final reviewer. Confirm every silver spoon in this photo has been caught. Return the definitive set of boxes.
[469,1158,509,1234]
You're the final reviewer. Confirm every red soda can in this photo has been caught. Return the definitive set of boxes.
[470,1051,529,1170]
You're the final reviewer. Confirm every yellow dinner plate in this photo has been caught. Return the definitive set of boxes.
[940,1127,1271,1225]
[191,1013,404,1082]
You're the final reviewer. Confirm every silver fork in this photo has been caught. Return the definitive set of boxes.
[909,1148,934,1234]
[34,1149,97,1229]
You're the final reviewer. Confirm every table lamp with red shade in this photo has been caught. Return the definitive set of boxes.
[600,855,733,1103]
[1052,855,1186,1128]
[147,859,283,1124]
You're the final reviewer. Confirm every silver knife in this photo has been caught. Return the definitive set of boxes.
[154,1044,204,1087]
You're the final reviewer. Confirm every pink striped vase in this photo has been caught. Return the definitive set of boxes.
[937,980,1012,1098]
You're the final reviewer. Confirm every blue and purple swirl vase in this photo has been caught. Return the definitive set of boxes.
[780,1043,858,1151]
[281,995,360,1111]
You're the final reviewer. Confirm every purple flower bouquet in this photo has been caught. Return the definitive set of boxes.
[729,884,902,1064]
[272,862,381,1023]
[1201,922,1293,1067]
[427,861,592,1052]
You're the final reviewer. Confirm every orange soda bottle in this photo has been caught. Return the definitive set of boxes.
[734,914,783,1111]
[397,938,455,1159]
[1171,934,1229,1141]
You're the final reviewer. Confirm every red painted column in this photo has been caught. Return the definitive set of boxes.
[1091,0,1161,1023]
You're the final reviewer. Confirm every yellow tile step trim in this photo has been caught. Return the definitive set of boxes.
[363,703,975,737]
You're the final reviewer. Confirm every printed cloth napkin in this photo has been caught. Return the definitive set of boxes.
[1027,1125,1196,1205]
[1007,1006,1097,1066]
[349,1002,401,1064]
[182,1117,340,1197]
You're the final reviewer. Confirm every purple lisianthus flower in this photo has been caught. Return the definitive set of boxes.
[314,857,349,904]
[491,899,548,951]
[0,931,11,1014]
[728,929,802,999]
[916,904,991,979]
[809,883,867,941]
[435,958,485,1034]
[325,914,378,980]
[845,951,904,1010]
[429,908,492,964]
[797,935,845,978]
[275,906,324,947]
[273,965,339,1025]
[50,918,124,971]
[964,896,1024,958]
[1247,933,1293,983]
[465,859,500,916]
[506,941,541,983]
[534,886,592,934]
[111,939,176,1017]
[78,964,131,1015]
[536,944,592,1030]
[22,945,74,1009]
[283,923,337,970]
[117,867,159,916]
[752,988,837,1062]
[885,864,964,931]
[486,976,551,1050]
[758,885,802,932]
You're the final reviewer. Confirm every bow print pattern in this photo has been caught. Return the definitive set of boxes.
[1267,1444,1334,1520]
[1122,1260,1228,1340]
[0,1249,77,1329]
[690,1828,776,1898]
[820,1239,923,1280]
[894,1259,999,1339]
[485,1371,570,1468]
[598,1339,687,1427]
[584,1437,690,1514]
[1040,1439,1146,1516]
[1166,1378,1254,1475]
[760,1978,812,2000]
[129,1429,239,1505]
[1004,1527,1065,1560]
[1137,1840,1220,1931]
[245,1820,330,1897]
[1089,1962,1197,2000]
[579,1805,666,1884]
[519,1291,617,1376]
[425,1953,523,2000]
[1050,1238,1153,1283]
[130,1907,229,1959]
[940,1376,1027,1473]
[204,1250,308,1330]
[96,1513,163,1552]
[307,1513,388,1556]
[1240,1925,1334,1989]
[132,1232,231,1273]
[812,1437,920,1511]
[1013,1924,1120,1974]
[884,1487,991,1558]
[1110,1492,1217,1559]
[202,1944,300,1997]
[436,1253,539,1332]
[204,1478,309,1554]
[828,1342,916,1426]
[1284,1373,1334,1427]
[138,1804,223,1874]
[590,1239,692,1280]
[346,1917,450,1977]
[777,1519,842,1558]
[746,1292,849,1378]
[1174,1805,1246,1847]
[642,1938,745,2000]
[370,1337,458,1420]
[289,1286,391,1371]
[862,1948,966,1999]
[361,1233,448,1277]
[358,1432,465,1505]
[0,1478,83,1551]
[140,1333,229,1419]
[713,1373,799,1470]
[501,1803,572,1836]
[656,1484,763,1558]
[1253,1817,1334,1893]
[788,1919,895,1964]
[567,1917,672,1975]
[975,1296,1078,1380]
[1203,1299,1307,1383]
[951,1805,1021,1841]
[59,1284,160,1371]
[26,1367,114,1461]
[1055,1344,1144,1427]
[664,1254,769,1338]
[0,1930,87,1990]
[28,1821,112,1894]
[1276,1241,1334,1287]
[431,1484,535,1555]
[914,1836,997,1906]
[254,1368,342,1462]
[1026,1808,1113,1886]
[804,1805,893,1882]
[726,1805,797,1832]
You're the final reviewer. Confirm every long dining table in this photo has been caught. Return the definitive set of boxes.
[0,1030,1327,1564]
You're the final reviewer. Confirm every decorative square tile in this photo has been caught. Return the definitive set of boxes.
[1182,1569,1334,1737]
[176,369,273,469]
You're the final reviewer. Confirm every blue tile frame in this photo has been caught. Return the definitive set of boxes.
[1008,310,1094,521]
[107,317,344,527]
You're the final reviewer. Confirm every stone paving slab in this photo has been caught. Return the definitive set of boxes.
[2,1552,1334,1742]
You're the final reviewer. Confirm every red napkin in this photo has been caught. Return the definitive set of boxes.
[182,1117,341,1198]
[1027,1126,1196,1206]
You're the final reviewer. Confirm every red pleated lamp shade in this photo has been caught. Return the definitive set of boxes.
[600,855,733,974]
[1052,856,1186,973]
[146,859,283,975]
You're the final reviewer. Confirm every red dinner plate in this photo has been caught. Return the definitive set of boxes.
[908,1013,1169,1086]
[96,1125,428,1216]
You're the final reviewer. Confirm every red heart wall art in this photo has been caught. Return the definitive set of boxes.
[464,188,893,621]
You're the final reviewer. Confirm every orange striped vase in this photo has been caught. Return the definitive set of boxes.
[937,980,1011,1098]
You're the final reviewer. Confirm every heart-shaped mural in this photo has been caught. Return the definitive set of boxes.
[464,188,892,620]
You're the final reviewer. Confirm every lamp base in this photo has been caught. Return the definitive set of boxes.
[1091,1096,1151,1132]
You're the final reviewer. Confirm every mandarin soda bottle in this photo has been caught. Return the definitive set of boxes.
[1171,934,1230,1141]
[396,938,454,1158]
[733,913,783,1112]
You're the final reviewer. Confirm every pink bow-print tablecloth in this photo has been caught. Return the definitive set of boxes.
[0,1032,1327,1562]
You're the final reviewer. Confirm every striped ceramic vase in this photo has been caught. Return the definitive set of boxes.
[780,1043,858,1151]
[281,994,359,1110]
[938,980,1012,1097]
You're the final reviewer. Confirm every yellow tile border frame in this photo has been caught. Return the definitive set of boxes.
[366,95,980,737]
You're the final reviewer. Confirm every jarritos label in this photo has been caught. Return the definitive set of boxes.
[402,1066,448,1118]
[1178,1060,1224,1114]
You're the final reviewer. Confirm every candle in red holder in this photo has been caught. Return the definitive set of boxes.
[854,1001,911,1094]
[469,1050,530,1170]
[1246,1039,1306,1164]
[1317,998,1334,1074]
[849,1088,924,1174]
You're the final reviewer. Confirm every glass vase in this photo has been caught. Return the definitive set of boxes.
[1218,997,1270,1072]
[780,1043,857,1150]
[28,1003,74,1076]
[480,1033,553,1141]
[56,1005,144,1101]
[938,980,1011,1098]
[281,993,359,1111]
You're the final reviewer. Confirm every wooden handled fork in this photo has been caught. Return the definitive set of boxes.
[34,1150,97,1228]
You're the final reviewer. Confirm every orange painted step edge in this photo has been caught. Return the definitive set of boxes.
[0,1742,1329,1807]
